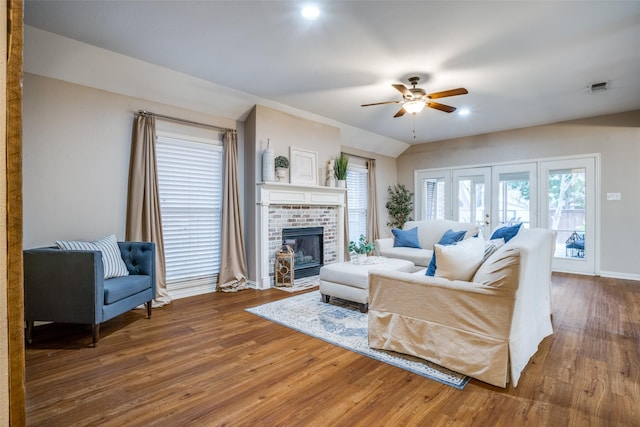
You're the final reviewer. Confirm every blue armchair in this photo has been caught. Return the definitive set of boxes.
[24,241,156,346]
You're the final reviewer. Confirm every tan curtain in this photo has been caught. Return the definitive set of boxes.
[367,159,380,241]
[343,181,351,258]
[126,114,172,306]
[217,130,249,292]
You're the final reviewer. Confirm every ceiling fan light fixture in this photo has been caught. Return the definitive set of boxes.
[404,100,426,115]
[301,5,320,20]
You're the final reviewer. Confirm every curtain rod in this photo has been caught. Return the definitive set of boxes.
[137,110,234,133]
[341,151,373,162]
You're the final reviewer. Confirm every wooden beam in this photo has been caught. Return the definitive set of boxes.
[6,0,25,424]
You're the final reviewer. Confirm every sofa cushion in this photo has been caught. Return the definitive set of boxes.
[392,227,422,249]
[56,234,130,279]
[377,246,433,267]
[490,223,522,243]
[403,219,479,250]
[425,229,467,276]
[434,237,486,281]
[104,274,151,304]
[472,246,521,289]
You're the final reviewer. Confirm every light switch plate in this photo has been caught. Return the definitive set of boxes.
[606,192,622,201]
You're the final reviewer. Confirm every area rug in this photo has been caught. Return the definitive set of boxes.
[246,290,469,389]
[273,275,319,293]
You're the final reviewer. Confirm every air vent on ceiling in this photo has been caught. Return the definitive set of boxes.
[585,81,609,93]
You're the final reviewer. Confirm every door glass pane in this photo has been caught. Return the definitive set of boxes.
[547,167,586,259]
[457,175,486,228]
[422,177,445,220]
[498,171,530,228]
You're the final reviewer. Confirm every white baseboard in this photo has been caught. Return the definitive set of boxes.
[553,269,594,277]
[168,285,216,300]
[599,270,640,282]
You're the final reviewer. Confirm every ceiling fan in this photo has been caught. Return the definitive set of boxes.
[361,76,468,117]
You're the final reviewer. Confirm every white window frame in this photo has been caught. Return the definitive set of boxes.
[346,164,368,243]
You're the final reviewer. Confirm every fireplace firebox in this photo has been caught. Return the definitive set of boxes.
[281,227,323,278]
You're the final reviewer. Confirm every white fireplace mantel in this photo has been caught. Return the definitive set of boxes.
[255,182,347,289]
[257,182,347,207]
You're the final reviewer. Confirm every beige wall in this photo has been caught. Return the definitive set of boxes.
[397,110,640,278]
[244,105,342,281]
[23,73,239,249]
[23,78,399,284]
[253,104,341,181]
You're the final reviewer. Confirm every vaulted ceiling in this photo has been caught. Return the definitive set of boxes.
[24,1,640,146]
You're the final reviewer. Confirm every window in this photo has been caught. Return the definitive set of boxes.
[415,169,451,221]
[156,134,223,298]
[424,177,446,220]
[347,164,368,242]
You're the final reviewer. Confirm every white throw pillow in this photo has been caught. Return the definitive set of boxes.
[434,237,485,281]
[56,234,129,279]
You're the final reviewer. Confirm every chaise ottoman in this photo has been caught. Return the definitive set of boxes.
[319,257,415,313]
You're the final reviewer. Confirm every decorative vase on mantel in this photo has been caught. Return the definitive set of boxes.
[262,139,275,182]
[337,179,346,188]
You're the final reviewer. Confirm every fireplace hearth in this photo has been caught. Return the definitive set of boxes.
[282,227,324,278]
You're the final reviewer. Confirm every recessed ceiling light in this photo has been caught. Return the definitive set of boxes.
[458,108,470,116]
[301,5,320,20]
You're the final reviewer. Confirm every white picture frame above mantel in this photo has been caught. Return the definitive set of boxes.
[289,147,318,186]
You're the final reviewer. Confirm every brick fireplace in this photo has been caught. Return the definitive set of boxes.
[256,182,346,289]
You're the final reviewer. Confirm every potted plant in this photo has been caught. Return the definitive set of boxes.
[334,154,349,188]
[386,184,414,229]
[274,155,289,182]
[348,234,375,263]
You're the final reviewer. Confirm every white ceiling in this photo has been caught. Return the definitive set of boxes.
[24,1,640,146]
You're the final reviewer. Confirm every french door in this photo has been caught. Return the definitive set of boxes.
[453,168,491,235]
[415,156,596,274]
[540,158,596,274]
[491,163,537,232]
[451,164,537,237]
[415,169,451,221]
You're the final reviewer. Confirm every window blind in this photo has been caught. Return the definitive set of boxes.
[156,135,223,296]
[346,165,368,242]
[424,178,446,220]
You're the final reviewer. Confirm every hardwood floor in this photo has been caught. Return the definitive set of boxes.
[25,273,639,426]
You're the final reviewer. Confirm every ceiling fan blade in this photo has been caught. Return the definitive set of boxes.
[361,100,402,107]
[393,107,407,118]
[427,88,468,99]
[427,102,457,113]
[392,84,411,97]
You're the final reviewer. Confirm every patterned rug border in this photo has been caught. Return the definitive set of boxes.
[246,290,469,389]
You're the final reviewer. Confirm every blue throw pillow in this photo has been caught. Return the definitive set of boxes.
[490,223,522,243]
[438,229,467,245]
[392,227,421,249]
[425,229,467,276]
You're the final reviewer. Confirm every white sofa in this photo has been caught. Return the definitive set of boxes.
[368,228,555,388]
[375,219,479,268]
